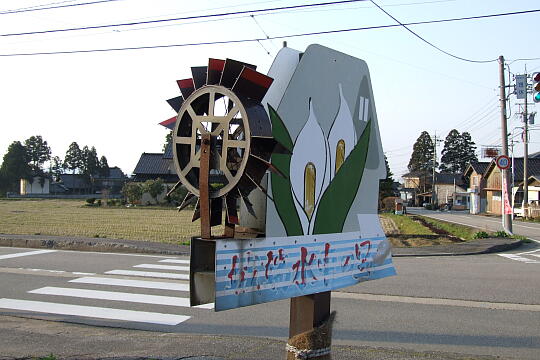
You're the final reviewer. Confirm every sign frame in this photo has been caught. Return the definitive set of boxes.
[496,155,510,170]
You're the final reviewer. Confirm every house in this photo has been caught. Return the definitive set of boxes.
[433,173,468,209]
[483,157,540,215]
[51,167,127,195]
[20,176,50,195]
[464,162,490,214]
[401,171,432,206]
[132,143,180,204]
[95,166,128,195]
[509,157,540,216]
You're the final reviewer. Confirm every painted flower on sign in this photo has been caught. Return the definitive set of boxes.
[270,83,372,235]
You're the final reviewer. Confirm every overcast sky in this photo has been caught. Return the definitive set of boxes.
[1,0,539,179]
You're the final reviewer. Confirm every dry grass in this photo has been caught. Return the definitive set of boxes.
[0,199,213,244]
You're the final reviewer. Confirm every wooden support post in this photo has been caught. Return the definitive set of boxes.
[289,291,331,337]
[199,134,211,240]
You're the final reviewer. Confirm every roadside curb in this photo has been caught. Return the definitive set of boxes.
[0,234,523,257]
[0,234,190,256]
[392,238,523,257]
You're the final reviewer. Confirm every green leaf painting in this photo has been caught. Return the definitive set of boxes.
[269,105,303,236]
[269,100,372,236]
[312,121,371,234]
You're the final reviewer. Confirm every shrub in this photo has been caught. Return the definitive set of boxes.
[86,198,96,205]
[143,178,165,204]
[96,199,102,206]
[122,182,143,204]
[473,231,489,239]
[493,230,509,238]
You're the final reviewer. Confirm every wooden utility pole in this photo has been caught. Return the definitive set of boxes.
[498,56,513,233]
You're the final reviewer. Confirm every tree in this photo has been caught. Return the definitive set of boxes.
[163,131,172,152]
[0,141,31,194]
[24,135,51,173]
[407,131,436,173]
[98,156,110,177]
[439,129,461,173]
[122,182,143,204]
[143,178,165,204]
[379,155,395,201]
[64,142,83,174]
[440,130,478,173]
[81,146,99,177]
[50,156,64,181]
[461,131,478,168]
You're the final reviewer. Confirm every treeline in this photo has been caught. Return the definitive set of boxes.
[407,129,478,174]
[0,135,110,194]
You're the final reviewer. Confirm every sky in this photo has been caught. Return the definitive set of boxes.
[1,0,539,180]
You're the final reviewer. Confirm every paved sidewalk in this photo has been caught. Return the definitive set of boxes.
[0,315,503,360]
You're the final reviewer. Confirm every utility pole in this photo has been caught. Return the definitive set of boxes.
[432,134,437,206]
[498,56,513,234]
[523,67,529,218]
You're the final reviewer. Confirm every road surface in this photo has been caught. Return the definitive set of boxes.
[0,245,538,359]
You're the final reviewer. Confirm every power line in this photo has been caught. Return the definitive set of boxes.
[2,8,540,57]
[0,0,126,15]
[369,0,497,63]
[0,0,369,37]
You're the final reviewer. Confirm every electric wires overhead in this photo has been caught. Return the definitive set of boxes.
[1,7,540,57]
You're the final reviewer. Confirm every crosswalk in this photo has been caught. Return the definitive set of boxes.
[498,249,540,264]
[0,254,213,326]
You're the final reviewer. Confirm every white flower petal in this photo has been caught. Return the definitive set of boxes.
[328,84,356,180]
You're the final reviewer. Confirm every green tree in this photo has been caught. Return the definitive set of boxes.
[439,129,461,173]
[440,130,478,173]
[143,178,165,204]
[81,146,99,193]
[379,155,395,201]
[122,182,143,204]
[407,131,436,173]
[0,141,31,194]
[50,156,64,181]
[24,135,51,173]
[64,142,83,174]
[461,131,478,169]
[163,131,172,152]
[98,156,110,177]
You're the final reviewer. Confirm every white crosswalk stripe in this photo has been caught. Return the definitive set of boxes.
[0,258,215,325]
[0,298,189,325]
[498,250,540,264]
[70,276,190,291]
[133,264,190,271]
[105,269,189,279]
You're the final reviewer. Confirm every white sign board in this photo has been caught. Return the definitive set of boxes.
[515,75,527,100]
[215,232,395,311]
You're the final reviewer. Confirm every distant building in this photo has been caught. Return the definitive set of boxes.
[131,143,180,204]
[464,162,490,214]
[20,176,50,195]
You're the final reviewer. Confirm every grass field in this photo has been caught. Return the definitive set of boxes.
[379,213,434,235]
[0,199,211,244]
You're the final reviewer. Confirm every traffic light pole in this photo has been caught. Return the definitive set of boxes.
[498,56,512,234]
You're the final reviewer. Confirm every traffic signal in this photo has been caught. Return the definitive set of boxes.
[533,72,540,103]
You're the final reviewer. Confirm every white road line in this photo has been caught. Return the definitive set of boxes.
[133,264,189,272]
[498,254,540,264]
[104,270,189,280]
[159,259,190,264]
[0,298,189,325]
[332,292,540,312]
[29,287,192,307]
[70,277,189,292]
[0,249,57,260]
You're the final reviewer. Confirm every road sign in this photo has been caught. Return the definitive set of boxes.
[515,74,527,99]
[496,155,510,170]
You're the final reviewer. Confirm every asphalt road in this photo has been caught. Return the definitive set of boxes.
[407,207,540,242]
[0,246,539,359]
